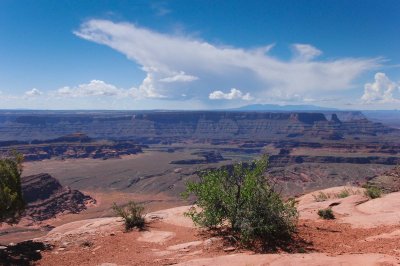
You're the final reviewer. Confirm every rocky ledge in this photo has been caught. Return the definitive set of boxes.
[0,133,143,161]
[22,173,95,221]
[367,166,400,193]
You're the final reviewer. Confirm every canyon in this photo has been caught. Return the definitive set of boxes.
[1,110,400,265]
[0,110,396,142]
[1,110,400,247]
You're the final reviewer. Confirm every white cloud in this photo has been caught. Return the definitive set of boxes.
[159,71,198,83]
[151,2,171,16]
[292,44,322,62]
[209,88,252,100]
[361,72,399,103]
[132,73,166,98]
[25,88,43,97]
[74,20,380,102]
[55,78,170,100]
[56,80,126,97]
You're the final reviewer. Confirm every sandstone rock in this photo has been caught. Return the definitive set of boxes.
[147,206,196,228]
[174,253,399,266]
[137,230,176,243]
[167,241,203,251]
[21,173,95,221]
[38,217,122,243]
[223,247,236,252]
[203,237,222,248]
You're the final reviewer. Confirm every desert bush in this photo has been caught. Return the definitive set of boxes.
[313,191,330,202]
[0,152,25,225]
[182,156,298,247]
[80,240,93,248]
[364,185,382,199]
[113,201,145,231]
[337,188,350,198]
[318,208,335,220]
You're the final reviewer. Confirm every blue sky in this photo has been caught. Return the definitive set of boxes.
[0,0,399,110]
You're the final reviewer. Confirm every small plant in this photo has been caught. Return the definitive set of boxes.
[313,191,329,202]
[337,188,350,198]
[80,240,93,248]
[113,201,145,231]
[318,208,335,220]
[297,247,307,253]
[364,186,382,199]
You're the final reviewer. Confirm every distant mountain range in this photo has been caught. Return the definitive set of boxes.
[233,104,338,111]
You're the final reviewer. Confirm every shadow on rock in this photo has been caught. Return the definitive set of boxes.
[0,240,52,266]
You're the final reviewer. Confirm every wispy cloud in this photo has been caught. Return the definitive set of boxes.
[159,71,198,83]
[291,44,322,62]
[151,2,171,16]
[73,20,381,104]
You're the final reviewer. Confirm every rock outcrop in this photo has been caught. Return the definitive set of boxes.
[170,151,225,164]
[0,133,143,161]
[22,173,95,221]
[367,166,400,193]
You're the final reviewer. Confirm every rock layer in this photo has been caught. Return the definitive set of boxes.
[22,173,95,221]
[0,111,396,142]
[0,133,143,161]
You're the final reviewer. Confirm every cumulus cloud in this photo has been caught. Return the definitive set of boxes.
[25,88,43,97]
[361,72,399,103]
[74,19,380,102]
[56,80,126,97]
[133,73,166,98]
[53,78,167,100]
[209,88,252,100]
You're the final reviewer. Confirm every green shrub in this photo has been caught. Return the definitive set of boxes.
[313,191,329,202]
[113,201,145,231]
[318,208,335,220]
[337,188,350,198]
[182,156,298,247]
[364,186,382,199]
[0,152,25,225]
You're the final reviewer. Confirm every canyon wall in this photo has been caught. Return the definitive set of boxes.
[0,111,396,142]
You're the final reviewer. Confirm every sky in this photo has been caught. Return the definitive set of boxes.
[0,0,399,110]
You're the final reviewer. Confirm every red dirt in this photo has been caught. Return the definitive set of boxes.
[36,218,400,265]
[37,220,224,266]
[297,220,400,256]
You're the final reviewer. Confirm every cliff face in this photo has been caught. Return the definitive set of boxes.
[269,155,400,167]
[0,111,395,142]
[21,173,95,221]
[0,133,143,161]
